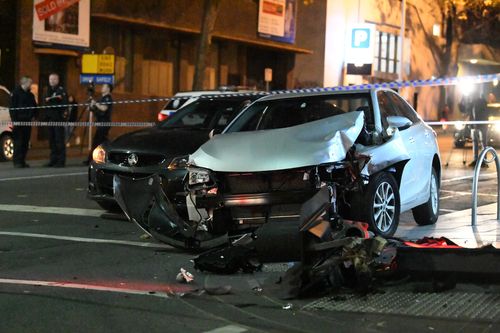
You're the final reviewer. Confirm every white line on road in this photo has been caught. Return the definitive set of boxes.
[0,204,103,217]
[0,231,172,249]
[0,278,171,299]
[441,173,496,184]
[204,325,248,333]
[0,172,86,182]
[439,208,457,213]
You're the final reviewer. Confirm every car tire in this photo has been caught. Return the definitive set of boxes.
[0,133,14,162]
[412,169,439,226]
[97,200,122,212]
[352,172,400,237]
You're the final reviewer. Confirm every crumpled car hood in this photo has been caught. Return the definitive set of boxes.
[189,111,364,172]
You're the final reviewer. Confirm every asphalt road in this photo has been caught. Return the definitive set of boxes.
[0,134,499,332]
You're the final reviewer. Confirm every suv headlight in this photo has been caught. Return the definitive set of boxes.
[92,145,106,164]
[188,167,212,185]
[168,155,189,170]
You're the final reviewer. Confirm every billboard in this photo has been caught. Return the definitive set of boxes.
[258,0,296,44]
[32,0,90,49]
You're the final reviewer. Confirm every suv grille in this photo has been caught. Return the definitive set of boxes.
[108,152,166,167]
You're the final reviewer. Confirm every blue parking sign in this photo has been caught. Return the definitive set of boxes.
[352,28,370,48]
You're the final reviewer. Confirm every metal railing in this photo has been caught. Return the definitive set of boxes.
[471,146,500,226]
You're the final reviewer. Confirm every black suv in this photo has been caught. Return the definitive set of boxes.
[88,94,262,211]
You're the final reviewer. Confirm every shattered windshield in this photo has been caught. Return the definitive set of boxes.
[159,98,251,129]
[225,93,372,133]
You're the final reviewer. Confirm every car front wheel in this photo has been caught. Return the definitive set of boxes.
[412,169,439,225]
[361,172,400,237]
[0,134,14,161]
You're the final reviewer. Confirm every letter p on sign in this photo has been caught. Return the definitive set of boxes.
[352,28,370,48]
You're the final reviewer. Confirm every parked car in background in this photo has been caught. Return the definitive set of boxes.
[89,93,263,212]
[0,85,13,161]
[115,89,441,249]
[157,87,259,122]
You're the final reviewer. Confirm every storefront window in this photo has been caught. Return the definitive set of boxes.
[375,31,399,75]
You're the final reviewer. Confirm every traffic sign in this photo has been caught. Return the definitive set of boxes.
[82,54,115,74]
[80,74,114,85]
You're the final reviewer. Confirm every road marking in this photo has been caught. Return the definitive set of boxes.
[439,208,457,213]
[0,172,86,182]
[204,326,248,333]
[0,231,172,249]
[439,190,497,200]
[441,173,496,184]
[0,278,187,299]
[0,204,103,217]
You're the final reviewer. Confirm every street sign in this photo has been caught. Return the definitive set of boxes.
[82,54,115,74]
[264,68,273,82]
[80,74,114,85]
[345,24,375,66]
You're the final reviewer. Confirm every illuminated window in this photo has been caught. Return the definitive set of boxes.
[374,31,399,74]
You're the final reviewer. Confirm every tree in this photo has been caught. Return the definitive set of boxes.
[192,0,221,91]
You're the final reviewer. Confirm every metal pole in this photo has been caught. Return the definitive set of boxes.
[398,0,406,81]
[88,111,93,151]
[471,146,500,226]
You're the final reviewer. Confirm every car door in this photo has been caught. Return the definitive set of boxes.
[376,91,425,211]
[387,91,433,207]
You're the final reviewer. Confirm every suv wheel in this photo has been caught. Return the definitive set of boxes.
[1,134,14,161]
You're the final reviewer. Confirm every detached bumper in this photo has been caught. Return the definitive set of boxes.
[113,174,228,249]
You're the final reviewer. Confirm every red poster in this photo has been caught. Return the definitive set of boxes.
[35,0,80,21]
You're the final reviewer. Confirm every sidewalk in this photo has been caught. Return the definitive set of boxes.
[396,202,500,248]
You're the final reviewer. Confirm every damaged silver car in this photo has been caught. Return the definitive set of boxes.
[114,89,441,249]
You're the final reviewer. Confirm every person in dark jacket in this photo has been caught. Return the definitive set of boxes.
[44,73,67,167]
[9,76,37,168]
[84,83,113,165]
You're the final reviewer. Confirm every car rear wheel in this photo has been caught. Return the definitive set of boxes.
[0,134,14,161]
[412,169,439,226]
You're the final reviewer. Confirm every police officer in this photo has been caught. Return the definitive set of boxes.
[44,73,67,167]
[85,83,113,165]
[9,76,37,168]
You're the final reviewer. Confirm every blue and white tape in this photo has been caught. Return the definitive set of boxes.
[7,73,500,111]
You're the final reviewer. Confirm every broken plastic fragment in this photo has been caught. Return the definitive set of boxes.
[176,268,194,283]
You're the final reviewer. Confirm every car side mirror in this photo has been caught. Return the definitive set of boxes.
[387,116,412,131]
[209,128,223,139]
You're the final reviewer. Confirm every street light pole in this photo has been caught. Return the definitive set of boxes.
[399,0,406,81]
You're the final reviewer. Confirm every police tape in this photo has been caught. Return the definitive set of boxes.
[1,120,500,128]
[7,73,500,111]
[1,121,155,127]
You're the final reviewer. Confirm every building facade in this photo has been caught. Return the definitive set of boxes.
[8,0,326,146]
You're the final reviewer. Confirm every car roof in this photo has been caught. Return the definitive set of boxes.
[174,90,264,97]
[257,88,373,101]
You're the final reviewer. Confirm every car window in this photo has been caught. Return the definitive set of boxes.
[386,91,420,124]
[159,99,250,129]
[226,93,373,133]
[162,97,188,111]
[377,91,399,129]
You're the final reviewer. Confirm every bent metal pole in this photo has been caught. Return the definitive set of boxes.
[471,146,500,226]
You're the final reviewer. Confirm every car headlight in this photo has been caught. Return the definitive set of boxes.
[168,155,189,170]
[454,121,465,131]
[92,145,106,164]
[493,123,500,132]
[188,167,212,185]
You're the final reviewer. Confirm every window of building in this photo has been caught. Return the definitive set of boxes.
[374,31,399,74]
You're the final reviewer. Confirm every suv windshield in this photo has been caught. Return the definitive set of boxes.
[225,93,372,133]
[159,98,252,130]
